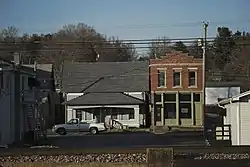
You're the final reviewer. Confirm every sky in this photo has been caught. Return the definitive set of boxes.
[0,0,249,41]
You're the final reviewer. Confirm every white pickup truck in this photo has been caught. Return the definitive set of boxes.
[52,118,107,135]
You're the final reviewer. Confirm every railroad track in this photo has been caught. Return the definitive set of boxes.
[1,146,250,156]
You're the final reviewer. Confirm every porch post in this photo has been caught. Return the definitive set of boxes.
[176,92,180,125]
[151,93,155,128]
[161,93,164,126]
[110,108,112,129]
[191,93,195,125]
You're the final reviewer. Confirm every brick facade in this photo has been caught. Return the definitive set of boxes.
[150,51,203,92]
[149,51,204,128]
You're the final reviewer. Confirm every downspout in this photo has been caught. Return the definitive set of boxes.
[237,100,240,145]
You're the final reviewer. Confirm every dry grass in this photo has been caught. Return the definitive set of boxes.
[2,163,147,167]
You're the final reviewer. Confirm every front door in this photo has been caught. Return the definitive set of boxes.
[155,104,163,126]
[79,122,90,132]
[65,119,79,133]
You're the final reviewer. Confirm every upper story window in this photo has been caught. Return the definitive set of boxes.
[188,70,197,87]
[157,70,166,87]
[173,69,181,87]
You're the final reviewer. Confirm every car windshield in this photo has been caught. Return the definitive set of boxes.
[67,119,78,124]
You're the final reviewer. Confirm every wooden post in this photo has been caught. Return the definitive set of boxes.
[109,108,112,130]
[147,148,173,167]
[191,92,194,125]
[176,93,179,125]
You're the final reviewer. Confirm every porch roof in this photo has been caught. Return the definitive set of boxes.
[64,92,145,106]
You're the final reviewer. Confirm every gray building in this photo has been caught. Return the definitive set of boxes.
[0,60,37,146]
[61,61,150,128]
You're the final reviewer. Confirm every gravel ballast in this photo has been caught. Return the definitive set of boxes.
[1,152,250,164]
[0,153,147,163]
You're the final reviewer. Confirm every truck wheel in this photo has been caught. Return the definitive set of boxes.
[90,127,98,135]
[57,128,66,135]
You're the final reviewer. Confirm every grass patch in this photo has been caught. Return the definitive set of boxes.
[3,163,146,167]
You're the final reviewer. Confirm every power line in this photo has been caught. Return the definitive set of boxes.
[1,35,250,44]
[1,43,250,53]
[114,19,250,29]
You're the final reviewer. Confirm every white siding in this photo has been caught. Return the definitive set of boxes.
[124,92,146,126]
[224,103,239,146]
[240,103,250,145]
[65,92,146,127]
[65,93,83,122]
[67,105,141,128]
[115,106,140,128]
[224,102,250,146]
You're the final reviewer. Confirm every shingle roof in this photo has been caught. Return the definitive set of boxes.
[65,92,145,106]
[62,61,149,93]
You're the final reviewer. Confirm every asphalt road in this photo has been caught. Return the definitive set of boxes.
[40,131,206,149]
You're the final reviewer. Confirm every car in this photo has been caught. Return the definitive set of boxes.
[52,118,107,135]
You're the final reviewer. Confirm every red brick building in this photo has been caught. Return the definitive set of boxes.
[149,51,204,128]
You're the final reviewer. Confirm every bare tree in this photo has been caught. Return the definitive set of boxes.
[148,36,172,59]
[0,26,19,60]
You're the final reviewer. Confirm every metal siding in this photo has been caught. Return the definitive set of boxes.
[0,72,15,146]
[240,103,250,145]
[224,104,231,125]
[225,103,238,146]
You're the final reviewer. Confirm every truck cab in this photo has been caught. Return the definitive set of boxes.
[52,118,106,135]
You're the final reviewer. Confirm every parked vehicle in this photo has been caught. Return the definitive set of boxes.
[52,118,106,135]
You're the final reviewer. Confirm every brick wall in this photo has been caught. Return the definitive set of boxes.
[150,51,203,92]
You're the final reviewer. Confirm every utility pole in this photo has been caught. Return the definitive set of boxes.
[14,53,21,144]
[202,22,208,141]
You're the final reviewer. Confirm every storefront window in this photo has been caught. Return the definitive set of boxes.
[164,103,176,119]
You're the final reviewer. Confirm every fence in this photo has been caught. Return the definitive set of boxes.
[206,124,232,147]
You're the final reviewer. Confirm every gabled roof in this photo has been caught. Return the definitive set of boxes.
[218,90,250,106]
[65,92,145,106]
[62,61,149,93]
